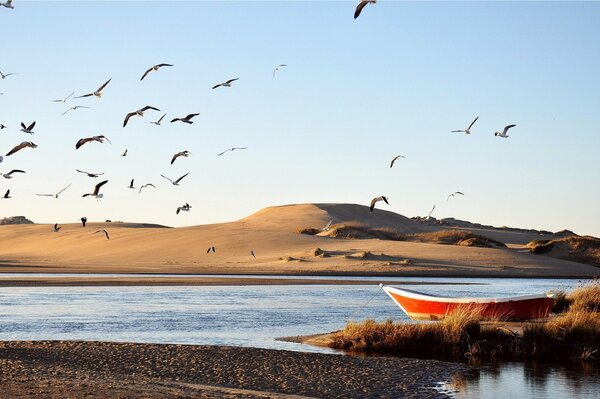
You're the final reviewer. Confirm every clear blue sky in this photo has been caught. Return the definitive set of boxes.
[1,1,599,236]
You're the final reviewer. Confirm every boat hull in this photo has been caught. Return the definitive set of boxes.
[382,286,555,321]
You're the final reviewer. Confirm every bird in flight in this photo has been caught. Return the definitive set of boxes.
[0,124,6,129]
[251,250,256,259]
[171,150,191,165]
[370,196,389,212]
[2,189,11,199]
[139,183,156,194]
[95,229,110,240]
[75,135,111,149]
[354,0,376,19]
[176,203,191,214]
[123,105,160,127]
[128,179,135,189]
[389,155,405,168]
[51,91,75,103]
[147,113,166,126]
[76,78,111,99]
[446,191,464,201]
[53,223,61,232]
[0,0,14,9]
[207,246,216,253]
[452,116,479,135]
[76,169,104,178]
[20,121,36,134]
[80,217,87,227]
[218,147,247,156]
[1,169,25,179]
[161,173,189,186]
[140,63,173,81]
[83,180,108,198]
[273,64,287,78]
[170,113,199,124]
[0,69,17,79]
[212,78,239,89]
[6,141,37,156]
[494,124,516,138]
[36,183,72,199]
[121,149,128,157]
[62,106,90,116]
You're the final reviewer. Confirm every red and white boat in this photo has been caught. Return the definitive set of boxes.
[381,285,555,321]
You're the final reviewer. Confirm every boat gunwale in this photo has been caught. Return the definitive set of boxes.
[381,285,553,304]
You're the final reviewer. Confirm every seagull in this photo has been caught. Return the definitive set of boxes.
[212,78,239,89]
[128,179,135,189]
[75,135,111,149]
[171,150,191,165]
[2,189,11,199]
[0,0,14,9]
[76,169,104,178]
[170,113,199,124]
[51,91,75,103]
[452,116,479,135]
[123,105,160,127]
[62,106,90,116]
[53,223,61,232]
[370,196,389,212]
[161,173,189,186]
[6,141,37,156]
[354,0,376,19]
[495,124,516,138]
[0,124,6,129]
[81,217,87,227]
[20,121,36,134]
[140,63,173,81]
[218,147,247,156]
[207,246,216,253]
[0,69,17,78]
[389,155,405,168]
[121,149,128,157]
[147,113,166,126]
[273,64,287,78]
[1,169,25,179]
[446,191,464,202]
[95,229,110,240]
[176,203,191,214]
[76,78,111,99]
[36,183,72,198]
[83,180,108,198]
[139,183,156,194]
[251,250,256,259]
[426,205,436,220]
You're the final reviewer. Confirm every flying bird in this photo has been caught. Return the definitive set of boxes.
[6,141,37,156]
[212,78,239,89]
[273,64,287,78]
[161,173,189,186]
[0,0,14,9]
[76,169,104,178]
[446,191,464,201]
[76,78,111,99]
[81,217,87,227]
[140,63,173,81]
[53,223,61,232]
[370,196,389,212]
[170,113,199,124]
[0,124,6,129]
[452,116,479,135]
[495,124,516,138]
[83,180,108,198]
[123,105,160,127]
[1,169,25,179]
[171,150,191,164]
[389,155,405,168]
[95,229,110,240]
[218,147,247,156]
[2,189,10,199]
[51,91,74,103]
[0,69,17,78]
[128,179,135,189]
[36,183,72,198]
[147,113,166,126]
[251,250,256,259]
[20,121,36,134]
[139,183,156,194]
[75,135,111,149]
[62,106,90,116]
[207,246,216,253]
[121,149,128,157]
[354,0,376,19]
[176,203,191,214]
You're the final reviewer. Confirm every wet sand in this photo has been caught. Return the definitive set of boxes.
[0,341,467,398]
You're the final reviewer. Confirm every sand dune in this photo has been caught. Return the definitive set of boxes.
[0,203,598,277]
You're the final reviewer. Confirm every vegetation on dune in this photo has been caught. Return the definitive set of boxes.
[528,235,600,266]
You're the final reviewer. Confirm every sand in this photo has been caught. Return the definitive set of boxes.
[0,341,466,398]
[1,203,598,278]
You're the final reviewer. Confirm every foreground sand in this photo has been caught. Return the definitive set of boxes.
[0,341,466,398]
[1,203,598,278]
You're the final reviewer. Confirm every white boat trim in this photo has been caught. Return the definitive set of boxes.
[380,285,554,304]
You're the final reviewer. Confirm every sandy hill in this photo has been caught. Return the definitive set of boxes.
[0,203,598,278]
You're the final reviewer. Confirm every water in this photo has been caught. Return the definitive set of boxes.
[0,276,596,398]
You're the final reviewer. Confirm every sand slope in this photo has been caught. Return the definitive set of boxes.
[0,203,598,277]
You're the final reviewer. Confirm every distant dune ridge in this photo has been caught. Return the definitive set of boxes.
[0,203,598,277]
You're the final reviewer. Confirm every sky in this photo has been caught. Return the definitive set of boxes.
[0,1,599,236]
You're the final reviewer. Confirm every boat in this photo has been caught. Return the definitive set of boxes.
[380,284,555,321]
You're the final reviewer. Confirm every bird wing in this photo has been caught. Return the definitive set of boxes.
[6,142,26,156]
[354,1,368,19]
[36,193,54,197]
[56,183,72,195]
[160,175,174,183]
[157,113,166,123]
[20,122,26,129]
[390,156,400,168]
[62,108,74,116]
[467,116,479,130]
[171,153,180,164]
[382,196,389,205]
[170,118,181,123]
[451,130,464,133]
[4,189,10,198]
[217,149,229,156]
[370,197,379,212]
[93,180,109,195]
[176,207,181,214]
[226,78,239,84]
[157,63,173,68]
[185,113,199,120]
[141,105,160,112]
[212,84,222,89]
[28,121,36,130]
[129,179,134,187]
[7,169,25,175]
[455,191,464,195]
[123,112,135,127]
[76,138,92,149]
[75,93,93,98]
[99,135,112,144]
[97,78,111,92]
[427,205,436,217]
[175,173,189,183]
[503,124,516,134]
[76,169,89,175]
[140,67,153,81]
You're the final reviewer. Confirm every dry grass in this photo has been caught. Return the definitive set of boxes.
[528,235,600,266]
[551,280,600,313]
